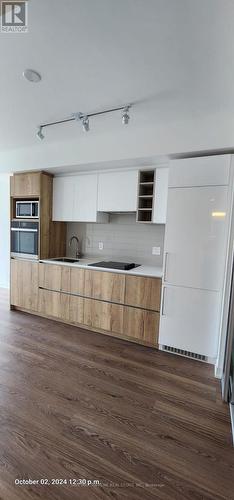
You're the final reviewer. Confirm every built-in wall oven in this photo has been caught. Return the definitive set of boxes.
[11,220,39,259]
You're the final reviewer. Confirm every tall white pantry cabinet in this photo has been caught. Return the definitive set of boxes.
[159,155,233,362]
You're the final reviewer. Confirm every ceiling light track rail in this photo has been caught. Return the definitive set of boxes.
[37,104,131,140]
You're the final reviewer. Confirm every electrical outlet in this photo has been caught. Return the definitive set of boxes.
[152,246,160,256]
[99,241,104,251]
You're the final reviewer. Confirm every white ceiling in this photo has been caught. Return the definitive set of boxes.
[0,0,234,163]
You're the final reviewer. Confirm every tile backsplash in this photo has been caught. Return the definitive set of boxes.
[67,214,165,266]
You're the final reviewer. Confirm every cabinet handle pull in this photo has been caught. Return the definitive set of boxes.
[161,287,166,316]
[164,252,168,282]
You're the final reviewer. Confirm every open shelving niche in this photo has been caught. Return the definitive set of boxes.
[136,170,155,223]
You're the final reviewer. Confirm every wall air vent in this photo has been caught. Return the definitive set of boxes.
[162,345,207,362]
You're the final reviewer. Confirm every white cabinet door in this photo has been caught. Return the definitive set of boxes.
[73,174,98,222]
[153,168,169,224]
[159,285,221,358]
[169,155,230,188]
[164,186,229,291]
[53,177,74,221]
[97,170,138,212]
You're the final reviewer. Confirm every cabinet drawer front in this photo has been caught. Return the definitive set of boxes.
[125,276,161,311]
[84,270,125,303]
[39,263,71,292]
[84,299,124,334]
[69,295,84,324]
[38,289,70,321]
[39,263,62,291]
[123,307,159,345]
[70,268,85,295]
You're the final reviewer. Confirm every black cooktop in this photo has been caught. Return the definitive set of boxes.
[88,261,140,270]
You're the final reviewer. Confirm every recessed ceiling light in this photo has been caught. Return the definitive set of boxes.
[23,69,41,83]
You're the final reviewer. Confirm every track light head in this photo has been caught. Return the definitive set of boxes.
[82,116,90,132]
[72,112,83,121]
[36,126,44,141]
[122,106,130,125]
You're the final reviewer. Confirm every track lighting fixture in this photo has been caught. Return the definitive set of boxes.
[36,126,44,141]
[122,106,130,125]
[82,116,90,132]
[36,104,131,139]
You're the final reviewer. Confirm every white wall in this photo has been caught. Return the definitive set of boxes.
[0,174,10,288]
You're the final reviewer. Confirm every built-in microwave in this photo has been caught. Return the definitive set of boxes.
[11,220,39,260]
[16,201,39,219]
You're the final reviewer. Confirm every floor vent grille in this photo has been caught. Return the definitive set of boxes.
[162,345,207,362]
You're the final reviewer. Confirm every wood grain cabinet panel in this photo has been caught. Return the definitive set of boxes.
[38,289,70,321]
[84,299,124,334]
[70,267,85,295]
[39,263,71,292]
[123,307,159,345]
[125,275,161,311]
[11,259,39,311]
[84,270,125,303]
[69,295,84,324]
[10,172,41,197]
[39,263,62,291]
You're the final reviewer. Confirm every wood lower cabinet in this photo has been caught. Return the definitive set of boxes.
[11,259,39,311]
[69,295,84,324]
[39,263,84,295]
[39,263,63,291]
[70,267,85,295]
[13,261,161,347]
[84,299,124,335]
[123,307,159,345]
[84,269,125,303]
[38,289,70,321]
[125,275,161,311]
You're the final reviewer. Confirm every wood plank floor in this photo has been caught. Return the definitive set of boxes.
[0,289,233,500]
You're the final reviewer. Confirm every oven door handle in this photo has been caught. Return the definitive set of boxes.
[11,228,38,233]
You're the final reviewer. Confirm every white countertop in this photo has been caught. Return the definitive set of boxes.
[39,257,163,278]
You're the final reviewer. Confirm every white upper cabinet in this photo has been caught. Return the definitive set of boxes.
[53,174,108,223]
[169,155,231,188]
[97,170,138,212]
[53,176,74,221]
[153,168,169,224]
[73,174,98,222]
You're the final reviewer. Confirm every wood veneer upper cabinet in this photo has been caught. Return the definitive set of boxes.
[123,307,159,345]
[10,172,41,197]
[84,299,124,335]
[125,275,161,311]
[84,270,125,303]
[11,259,39,311]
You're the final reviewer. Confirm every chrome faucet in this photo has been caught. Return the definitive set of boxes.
[69,236,81,259]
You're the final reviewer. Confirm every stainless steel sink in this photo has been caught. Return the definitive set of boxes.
[51,257,79,263]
